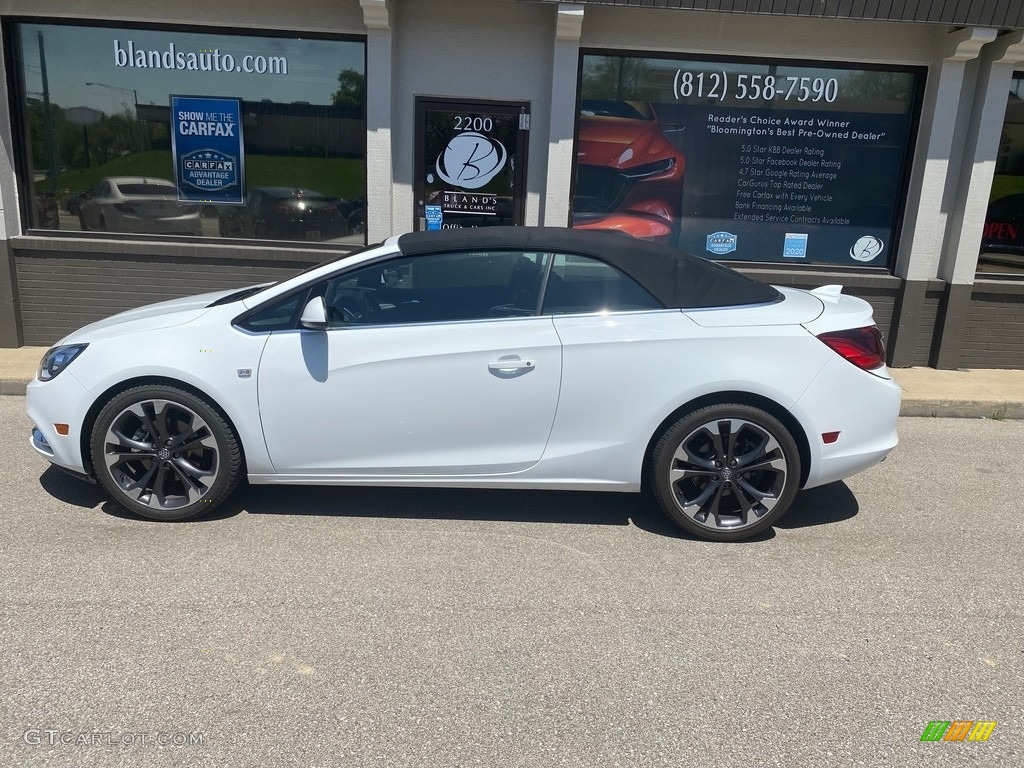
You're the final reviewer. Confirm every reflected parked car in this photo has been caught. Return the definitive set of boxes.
[26,227,900,542]
[218,187,350,241]
[62,189,88,216]
[979,193,1024,273]
[335,195,365,236]
[573,99,686,242]
[78,177,201,236]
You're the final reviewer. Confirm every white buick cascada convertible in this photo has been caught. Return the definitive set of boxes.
[27,227,900,541]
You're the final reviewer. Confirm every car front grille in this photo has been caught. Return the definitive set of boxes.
[573,165,633,214]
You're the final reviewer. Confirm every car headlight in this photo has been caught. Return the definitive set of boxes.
[38,344,88,381]
[621,158,676,179]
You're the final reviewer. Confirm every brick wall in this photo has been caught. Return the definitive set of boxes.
[12,239,907,354]
[960,283,1024,369]
[12,239,333,346]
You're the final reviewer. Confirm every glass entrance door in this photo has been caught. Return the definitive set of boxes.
[414,97,530,230]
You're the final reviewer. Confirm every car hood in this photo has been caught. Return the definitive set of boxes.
[59,287,244,344]
[577,116,667,168]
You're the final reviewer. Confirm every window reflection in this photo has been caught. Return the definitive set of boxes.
[17,22,366,245]
[981,73,1024,275]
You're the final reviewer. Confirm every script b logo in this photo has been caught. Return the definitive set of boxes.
[436,132,507,190]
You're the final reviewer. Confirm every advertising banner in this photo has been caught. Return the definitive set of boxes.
[170,95,245,205]
[574,55,922,268]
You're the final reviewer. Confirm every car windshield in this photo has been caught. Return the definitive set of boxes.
[235,241,385,302]
[116,183,176,196]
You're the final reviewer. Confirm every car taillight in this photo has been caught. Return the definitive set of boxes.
[274,202,293,213]
[817,326,886,370]
[114,203,136,213]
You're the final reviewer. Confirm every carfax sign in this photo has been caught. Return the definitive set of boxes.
[170,96,245,204]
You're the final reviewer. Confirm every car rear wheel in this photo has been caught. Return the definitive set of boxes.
[651,404,800,541]
[90,385,242,521]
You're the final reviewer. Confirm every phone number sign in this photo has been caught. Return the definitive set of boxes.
[170,96,245,204]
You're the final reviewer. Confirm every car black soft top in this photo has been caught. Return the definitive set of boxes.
[397,227,780,309]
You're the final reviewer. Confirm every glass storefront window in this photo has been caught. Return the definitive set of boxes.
[12,21,366,244]
[573,52,923,268]
[980,72,1024,276]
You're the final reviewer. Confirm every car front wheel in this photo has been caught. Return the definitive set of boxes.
[651,403,800,541]
[90,385,242,521]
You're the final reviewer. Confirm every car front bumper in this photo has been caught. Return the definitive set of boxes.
[25,371,95,476]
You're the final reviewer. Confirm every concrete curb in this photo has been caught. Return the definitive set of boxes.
[897,400,1024,420]
[3,377,1023,419]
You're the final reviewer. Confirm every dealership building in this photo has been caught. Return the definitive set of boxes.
[3,0,1024,368]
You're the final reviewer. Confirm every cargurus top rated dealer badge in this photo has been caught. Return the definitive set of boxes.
[170,95,245,205]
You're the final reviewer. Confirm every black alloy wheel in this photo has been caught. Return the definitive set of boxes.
[90,385,242,521]
[651,403,800,541]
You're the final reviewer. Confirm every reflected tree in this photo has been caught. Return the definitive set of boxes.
[581,56,654,101]
[332,68,366,110]
[840,70,915,102]
[27,100,141,190]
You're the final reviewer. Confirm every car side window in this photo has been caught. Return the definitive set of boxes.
[236,289,310,332]
[323,250,550,328]
[542,253,663,315]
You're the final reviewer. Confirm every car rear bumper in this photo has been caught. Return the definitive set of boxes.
[794,356,902,489]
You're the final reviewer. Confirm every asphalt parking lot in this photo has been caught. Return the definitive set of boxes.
[1,395,1021,767]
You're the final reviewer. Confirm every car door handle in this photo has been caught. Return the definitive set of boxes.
[488,359,535,372]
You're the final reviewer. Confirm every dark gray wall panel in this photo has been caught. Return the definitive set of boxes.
[560,0,1024,27]
[932,1,953,23]
[912,287,944,367]
[986,0,1004,27]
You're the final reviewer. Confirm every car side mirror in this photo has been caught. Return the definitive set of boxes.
[299,296,328,330]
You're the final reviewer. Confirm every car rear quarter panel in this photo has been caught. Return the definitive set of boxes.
[791,355,901,489]
[536,310,835,487]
